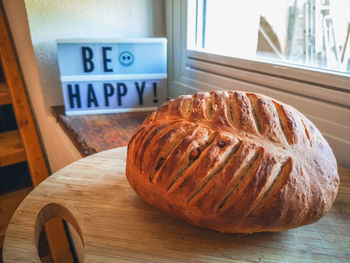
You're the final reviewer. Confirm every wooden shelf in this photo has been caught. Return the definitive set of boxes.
[0,7,49,185]
[52,105,151,156]
[0,81,11,105]
[0,130,26,167]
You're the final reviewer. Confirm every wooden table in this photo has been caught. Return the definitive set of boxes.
[3,147,350,262]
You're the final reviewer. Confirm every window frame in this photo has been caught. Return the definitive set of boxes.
[166,0,350,167]
[167,0,350,105]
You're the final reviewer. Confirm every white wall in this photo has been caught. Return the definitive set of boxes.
[3,0,166,172]
[25,0,166,107]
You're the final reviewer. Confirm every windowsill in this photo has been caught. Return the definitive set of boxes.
[51,106,151,156]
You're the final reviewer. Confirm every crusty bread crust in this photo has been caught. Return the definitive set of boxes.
[126,91,339,234]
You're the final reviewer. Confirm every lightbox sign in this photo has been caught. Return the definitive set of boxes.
[57,38,167,115]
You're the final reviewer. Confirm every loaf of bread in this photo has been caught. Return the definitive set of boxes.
[126,91,339,234]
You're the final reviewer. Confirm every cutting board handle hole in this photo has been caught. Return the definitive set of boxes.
[35,203,85,263]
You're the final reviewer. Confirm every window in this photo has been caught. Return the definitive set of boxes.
[166,0,350,166]
[182,0,350,101]
[188,0,350,74]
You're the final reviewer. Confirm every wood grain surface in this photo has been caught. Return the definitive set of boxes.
[0,187,32,262]
[0,6,49,186]
[3,147,350,262]
[0,130,26,167]
[0,82,11,106]
[52,106,151,156]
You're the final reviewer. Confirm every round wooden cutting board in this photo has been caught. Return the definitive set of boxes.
[3,147,350,262]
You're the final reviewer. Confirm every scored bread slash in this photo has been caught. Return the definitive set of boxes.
[126,90,339,234]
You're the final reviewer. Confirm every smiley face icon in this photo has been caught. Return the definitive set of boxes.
[119,51,134,67]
